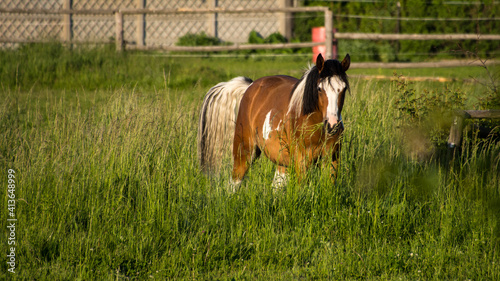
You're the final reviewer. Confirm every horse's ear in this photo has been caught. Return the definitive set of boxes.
[316,53,324,72]
[341,54,350,72]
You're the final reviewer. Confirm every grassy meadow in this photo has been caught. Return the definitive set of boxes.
[1,44,499,280]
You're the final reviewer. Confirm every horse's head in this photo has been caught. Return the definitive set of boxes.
[315,53,350,134]
[288,53,350,134]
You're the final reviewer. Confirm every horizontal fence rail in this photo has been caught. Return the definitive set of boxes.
[351,60,500,69]
[335,32,500,41]
[132,42,324,52]
[0,6,330,15]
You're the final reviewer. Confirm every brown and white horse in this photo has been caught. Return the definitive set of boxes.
[198,54,350,191]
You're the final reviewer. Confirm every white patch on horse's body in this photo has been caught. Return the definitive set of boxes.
[272,169,288,189]
[263,111,273,140]
[263,111,283,141]
[320,76,346,126]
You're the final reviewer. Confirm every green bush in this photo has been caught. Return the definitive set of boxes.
[248,30,266,44]
[176,32,227,46]
[247,30,294,54]
[393,75,466,147]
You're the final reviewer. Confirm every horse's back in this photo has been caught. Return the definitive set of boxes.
[239,75,297,118]
[246,75,297,99]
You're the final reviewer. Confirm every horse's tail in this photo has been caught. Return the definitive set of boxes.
[198,76,253,174]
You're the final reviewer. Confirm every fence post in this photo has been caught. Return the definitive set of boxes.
[324,9,333,60]
[115,11,124,51]
[207,0,218,38]
[395,1,401,59]
[448,115,464,148]
[135,0,145,46]
[447,110,467,151]
[279,0,293,41]
[62,0,72,43]
[332,28,337,60]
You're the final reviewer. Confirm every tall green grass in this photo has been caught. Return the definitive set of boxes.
[0,44,499,279]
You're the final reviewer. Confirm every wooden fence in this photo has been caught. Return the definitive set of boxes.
[2,6,500,59]
[0,6,333,57]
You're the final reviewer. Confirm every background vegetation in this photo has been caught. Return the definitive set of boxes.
[296,0,499,61]
[0,44,499,279]
[187,0,500,62]
[175,1,500,62]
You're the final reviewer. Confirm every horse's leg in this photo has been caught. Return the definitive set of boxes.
[271,165,287,190]
[293,151,311,184]
[230,128,259,191]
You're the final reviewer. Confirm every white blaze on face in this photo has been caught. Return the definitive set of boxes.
[263,111,272,140]
[319,76,345,127]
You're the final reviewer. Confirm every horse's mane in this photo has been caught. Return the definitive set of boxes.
[287,59,350,118]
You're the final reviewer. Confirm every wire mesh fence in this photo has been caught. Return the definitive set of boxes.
[0,0,287,48]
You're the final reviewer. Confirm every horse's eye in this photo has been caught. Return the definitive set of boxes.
[317,87,322,92]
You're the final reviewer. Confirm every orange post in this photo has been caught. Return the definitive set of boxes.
[312,26,337,62]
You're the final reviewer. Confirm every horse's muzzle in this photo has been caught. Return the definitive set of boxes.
[325,120,344,135]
